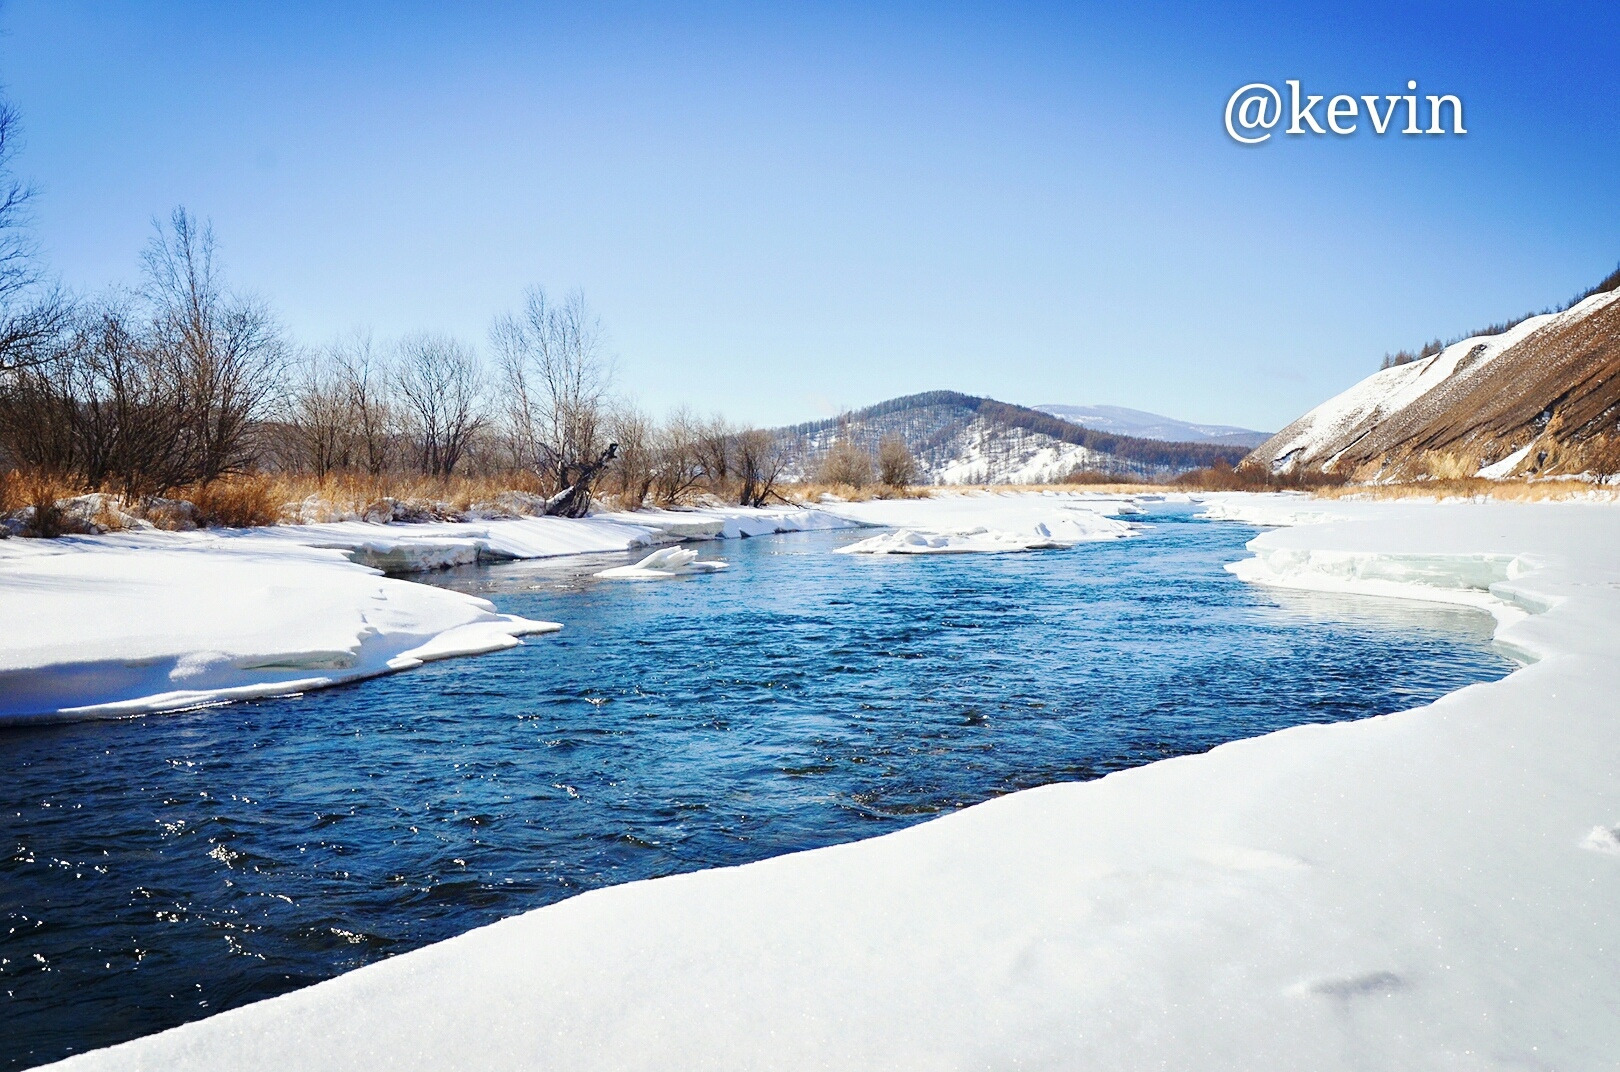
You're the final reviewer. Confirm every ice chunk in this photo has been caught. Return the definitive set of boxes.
[594,547,730,579]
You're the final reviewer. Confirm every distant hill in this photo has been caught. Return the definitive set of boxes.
[1032,405,1272,449]
[1246,265,1620,481]
[782,391,1248,484]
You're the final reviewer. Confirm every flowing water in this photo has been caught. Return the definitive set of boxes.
[0,508,1516,1067]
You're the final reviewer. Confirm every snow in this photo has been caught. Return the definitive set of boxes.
[927,417,1113,484]
[1259,289,1620,473]
[836,525,1070,554]
[594,546,730,579]
[0,506,854,723]
[1477,443,1534,479]
[26,492,1620,1069]
[823,490,1137,552]
[45,493,1620,1070]
[0,535,560,725]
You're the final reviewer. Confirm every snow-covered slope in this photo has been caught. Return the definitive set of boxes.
[1248,288,1620,480]
[45,495,1620,1071]
[1034,403,1270,447]
[787,391,1247,484]
[920,415,1114,483]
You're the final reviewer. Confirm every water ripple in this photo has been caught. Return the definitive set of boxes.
[0,510,1513,1068]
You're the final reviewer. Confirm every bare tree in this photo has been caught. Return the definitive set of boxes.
[282,348,354,480]
[491,287,617,513]
[67,298,193,497]
[649,405,707,505]
[0,295,198,497]
[0,97,70,373]
[878,433,919,488]
[0,331,78,475]
[693,414,733,492]
[331,330,395,476]
[736,428,790,507]
[393,332,486,477]
[609,404,656,509]
[818,436,874,488]
[143,207,286,484]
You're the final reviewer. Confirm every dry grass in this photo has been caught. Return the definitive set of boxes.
[777,481,935,503]
[180,475,285,528]
[0,470,92,537]
[0,469,87,514]
[252,470,548,516]
[1421,453,1476,481]
[916,481,1178,495]
[11,464,1613,540]
[1317,478,1617,503]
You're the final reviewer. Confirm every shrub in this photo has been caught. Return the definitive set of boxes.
[1062,468,1124,485]
[1173,462,1347,491]
[877,434,918,488]
[818,440,873,489]
[185,474,281,528]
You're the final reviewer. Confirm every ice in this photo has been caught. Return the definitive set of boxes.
[34,493,1620,1070]
[824,491,1135,553]
[835,524,1081,554]
[594,547,730,579]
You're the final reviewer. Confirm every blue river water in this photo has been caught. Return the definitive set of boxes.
[0,507,1516,1067]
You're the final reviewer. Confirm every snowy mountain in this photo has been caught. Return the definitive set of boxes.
[1032,404,1271,448]
[784,391,1247,484]
[1247,279,1620,481]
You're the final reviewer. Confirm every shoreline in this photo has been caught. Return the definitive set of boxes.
[1,492,1143,724]
[37,492,1620,1070]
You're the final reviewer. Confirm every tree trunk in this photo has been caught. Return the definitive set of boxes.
[544,443,619,519]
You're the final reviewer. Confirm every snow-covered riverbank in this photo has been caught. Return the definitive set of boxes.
[0,493,1137,723]
[0,504,851,723]
[39,493,1620,1070]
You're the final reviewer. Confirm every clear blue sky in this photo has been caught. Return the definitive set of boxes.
[3,1,1617,431]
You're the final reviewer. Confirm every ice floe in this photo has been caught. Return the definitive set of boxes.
[594,547,730,579]
[836,523,1082,554]
[824,491,1136,553]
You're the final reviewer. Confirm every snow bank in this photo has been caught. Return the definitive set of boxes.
[823,490,1135,552]
[0,506,851,722]
[184,505,854,575]
[598,504,855,541]
[594,547,729,579]
[53,495,1620,1070]
[0,535,558,725]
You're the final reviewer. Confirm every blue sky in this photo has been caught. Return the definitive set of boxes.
[2,2,1617,431]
